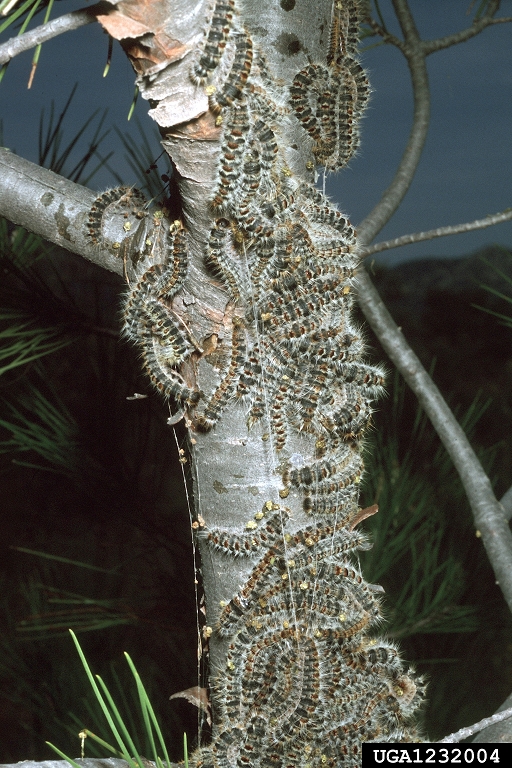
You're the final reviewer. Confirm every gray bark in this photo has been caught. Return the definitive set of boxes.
[0,150,123,276]
[113,0,335,674]
[472,694,512,743]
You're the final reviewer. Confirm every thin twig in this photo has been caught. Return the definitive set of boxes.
[424,16,512,55]
[366,17,404,50]
[0,3,106,66]
[437,705,512,743]
[365,6,512,58]
[359,0,510,246]
[356,267,512,615]
[357,0,430,245]
[361,209,512,257]
[423,0,512,56]
[472,691,512,743]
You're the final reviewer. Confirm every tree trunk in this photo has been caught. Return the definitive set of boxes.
[85,1,426,763]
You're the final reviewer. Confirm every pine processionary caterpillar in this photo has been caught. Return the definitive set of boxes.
[191,0,237,85]
[182,1,425,761]
[193,318,246,432]
[209,30,253,114]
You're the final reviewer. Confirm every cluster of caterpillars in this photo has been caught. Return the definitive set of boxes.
[87,0,426,764]
[86,187,200,405]
[189,1,425,765]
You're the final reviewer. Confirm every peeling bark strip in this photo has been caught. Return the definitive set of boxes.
[91,0,425,763]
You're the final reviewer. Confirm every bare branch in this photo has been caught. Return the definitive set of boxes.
[0,3,106,66]
[355,266,512,615]
[357,0,430,245]
[423,0,512,56]
[366,17,404,50]
[361,208,512,257]
[437,705,512,743]
[501,485,512,522]
[472,690,512,742]
[424,17,512,56]
[0,148,122,277]
[359,0,511,246]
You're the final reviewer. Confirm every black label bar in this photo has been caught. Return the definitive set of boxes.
[362,744,509,767]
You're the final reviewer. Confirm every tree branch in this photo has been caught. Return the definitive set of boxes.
[366,17,404,51]
[472,690,512,743]
[0,148,123,277]
[357,0,430,245]
[501,485,512,522]
[355,266,512,616]
[424,17,512,56]
[423,0,512,56]
[438,705,512,743]
[358,0,511,246]
[391,0,422,43]
[0,3,108,66]
[360,208,512,257]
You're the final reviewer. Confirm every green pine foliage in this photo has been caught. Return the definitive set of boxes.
[361,371,486,639]
[46,630,174,768]
[474,246,512,329]
[360,370,512,739]
[0,101,198,762]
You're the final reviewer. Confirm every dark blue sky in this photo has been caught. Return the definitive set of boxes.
[1,0,511,264]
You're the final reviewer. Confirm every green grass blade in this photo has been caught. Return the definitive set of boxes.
[69,629,138,768]
[128,668,159,765]
[80,729,125,758]
[127,86,139,121]
[45,741,83,768]
[472,303,512,327]
[109,664,143,754]
[0,0,36,34]
[18,0,40,35]
[65,714,113,759]
[12,547,120,573]
[124,651,171,768]
[95,673,145,768]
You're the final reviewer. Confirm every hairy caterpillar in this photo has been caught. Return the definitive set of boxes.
[86,190,200,405]
[184,1,426,764]
[191,0,237,86]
